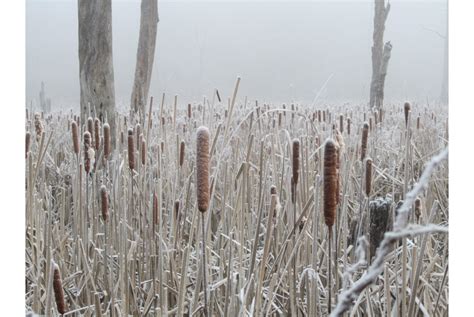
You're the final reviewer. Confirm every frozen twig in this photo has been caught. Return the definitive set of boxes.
[331,147,448,316]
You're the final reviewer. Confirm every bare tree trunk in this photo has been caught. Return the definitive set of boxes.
[39,82,46,112]
[130,0,159,120]
[78,0,116,144]
[369,0,391,109]
[375,41,392,109]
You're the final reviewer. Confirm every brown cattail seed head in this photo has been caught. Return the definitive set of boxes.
[414,197,422,221]
[153,192,159,225]
[52,263,67,314]
[339,114,344,133]
[323,139,338,227]
[34,113,44,141]
[87,117,94,143]
[135,123,141,147]
[71,121,79,154]
[100,185,109,221]
[347,118,351,135]
[417,115,421,130]
[179,140,185,167]
[188,103,192,118]
[270,185,277,195]
[174,200,180,221]
[365,158,373,197]
[141,139,146,165]
[292,139,300,185]
[94,118,100,151]
[361,122,369,161]
[196,126,210,212]
[84,131,91,149]
[404,102,411,126]
[103,123,110,159]
[26,132,31,159]
[127,128,135,170]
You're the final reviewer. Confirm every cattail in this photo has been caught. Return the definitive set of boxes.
[270,185,277,195]
[135,123,141,148]
[94,118,100,151]
[365,158,373,197]
[179,140,185,167]
[318,110,322,122]
[141,139,146,165]
[339,114,344,133]
[128,128,135,171]
[374,111,378,125]
[100,185,109,221]
[196,126,210,212]
[292,139,300,186]
[26,132,31,159]
[153,191,159,226]
[103,123,110,159]
[278,112,282,127]
[416,115,421,130]
[84,131,91,149]
[174,200,180,222]
[361,122,369,161]
[404,102,411,127]
[52,263,67,314]
[71,121,79,154]
[379,109,383,123]
[34,113,43,141]
[323,139,338,227]
[414,197,422,222]
[120,130,124,145]
[323,111,326,122]
[84,132,93,174]
[87,117,94,146]
[347,118,351,135]
[369,117,373,131]
[188,103,192,118]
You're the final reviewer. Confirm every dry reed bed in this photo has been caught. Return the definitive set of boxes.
[25,89,448,316]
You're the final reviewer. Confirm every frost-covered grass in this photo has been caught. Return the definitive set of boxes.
[25,86,448,316]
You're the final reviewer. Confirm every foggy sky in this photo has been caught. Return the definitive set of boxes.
[26,0,448,110]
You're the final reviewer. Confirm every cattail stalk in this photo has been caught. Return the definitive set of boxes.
[196,126,210,316]
[323,139,338,313]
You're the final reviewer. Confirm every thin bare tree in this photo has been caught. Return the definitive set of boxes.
[369,0,392,109]
[130,0,159,119]
[78,0,116,144]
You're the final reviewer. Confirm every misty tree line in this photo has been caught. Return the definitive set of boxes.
[35,0,446,137]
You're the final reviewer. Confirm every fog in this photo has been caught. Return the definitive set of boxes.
[26,0,447,110]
